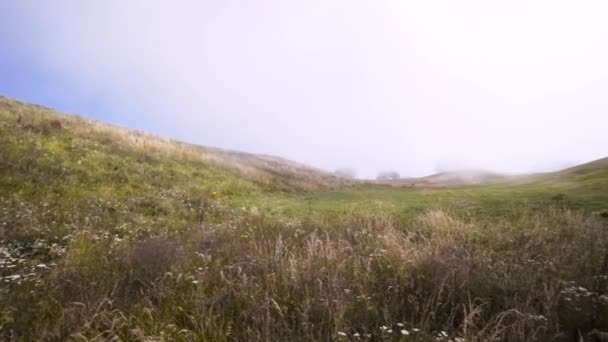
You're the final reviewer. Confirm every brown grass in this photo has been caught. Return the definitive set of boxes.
[2,208,605,340]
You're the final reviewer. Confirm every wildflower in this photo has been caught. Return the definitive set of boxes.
[380,325,388,331]
[401,329,410,335]
[353,332,360,337]
[397,323,404,327]
[337,332,347,337]
[36,264,48,269]
[212,191,218,197]
[192,280,199,284]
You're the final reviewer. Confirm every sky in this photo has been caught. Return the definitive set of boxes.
[1,1,607,178]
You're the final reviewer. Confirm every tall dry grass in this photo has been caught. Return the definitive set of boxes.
[2,207,606,341]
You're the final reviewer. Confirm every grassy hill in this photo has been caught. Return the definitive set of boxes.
[561,157,608,174]
[1,96,607,341]
[552,157,608,186]
[0,96,345,195]
[379,170,509,188]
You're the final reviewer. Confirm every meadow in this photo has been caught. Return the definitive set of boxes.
[1,96,607,341]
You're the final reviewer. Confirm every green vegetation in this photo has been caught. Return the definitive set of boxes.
[1,96,607,341]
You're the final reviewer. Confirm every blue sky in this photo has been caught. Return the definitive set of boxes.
[0,58,112,125]
[2,1,608,178]
[0,12,149,133]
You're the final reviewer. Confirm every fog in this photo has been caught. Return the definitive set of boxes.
[2,1,608,178]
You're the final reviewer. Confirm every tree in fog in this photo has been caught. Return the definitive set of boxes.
[376,171,400,181]
[334,167,356,179]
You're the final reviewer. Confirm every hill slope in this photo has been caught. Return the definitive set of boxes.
[396,170,508,188]
[0,96,346,194]
[521,156,608,198]
[557,156,608,180]
[377,158,608,189]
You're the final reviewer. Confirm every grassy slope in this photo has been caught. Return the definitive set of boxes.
[1,96,608,341]
[0,97,351,239]
[0,96,344,192]
[229,159,608,223]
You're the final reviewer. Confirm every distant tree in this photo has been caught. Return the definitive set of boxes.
[334,167,356,179]
[376,171,400,181]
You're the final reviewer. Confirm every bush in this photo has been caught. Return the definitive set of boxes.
[128,237,182,282]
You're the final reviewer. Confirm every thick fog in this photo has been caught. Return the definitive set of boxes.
[2,1,608,178]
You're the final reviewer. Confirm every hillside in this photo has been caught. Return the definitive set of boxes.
[376,158,608,189]
[515,156,608,206]
[556,156,608,181]
[0,96,345,195]
[1,97,607,341]
[384,170,509,188]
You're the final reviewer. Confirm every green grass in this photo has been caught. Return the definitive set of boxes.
[227,179,608,223]
[1,96,608,341]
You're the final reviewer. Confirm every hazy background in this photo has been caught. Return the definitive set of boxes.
[1,0,607,178]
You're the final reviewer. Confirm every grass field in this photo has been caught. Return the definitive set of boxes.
[1,96,607,341]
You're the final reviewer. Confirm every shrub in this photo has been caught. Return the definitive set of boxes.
[127,237,182,282]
